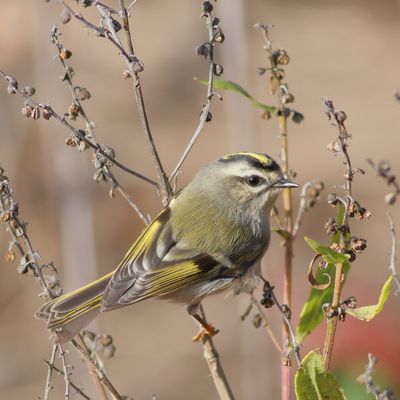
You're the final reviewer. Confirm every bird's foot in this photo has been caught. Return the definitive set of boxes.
[192,323,219,342]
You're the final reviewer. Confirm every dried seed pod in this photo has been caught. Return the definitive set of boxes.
[110,18,122,32]
[93,169,107,182]
[65,134,80,147]
[345,250,356,262]
[351,237,367,253]
[345,296,357,309]
[269,76,279,94]
[385,192,397,205]
[378,160,391,174]
[330,242,340,252]
[42,109,51,120]
[78,0,93,7]
[17,259,30,274]
[335,111,347,122]
[77,141,89,152]
[256,67,267,75]
[347,199,359,217]
[272,49,290,65]
[203,1,213,12]
[6,77,18,95]
[213,63,224,76]
[327,193,339,207]
[324,217,338,234]
[60,9,71,24]
[282,93,295,104]
[205,111,212,122]
[31,107,41,120]
[60,48,72,60]
[291,111,304,124]
[100,342,116,359]
[212,17,220,26]
[213,30,225,44]
[252,313,262,328]
[122,70,131,79]
[261,111,271,120]
[68,103,79,120]
[327,140,341,153]
[5,251,15,263]
[21,105,32,118]
[195,43,209,58]
[21,86,36,96]
[75,87,91,101]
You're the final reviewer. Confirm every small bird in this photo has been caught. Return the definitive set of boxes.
[37,152,298,343]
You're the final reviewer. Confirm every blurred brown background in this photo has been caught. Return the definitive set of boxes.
[1,0,400,399]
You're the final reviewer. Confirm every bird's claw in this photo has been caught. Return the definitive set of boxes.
[192,323,219,342]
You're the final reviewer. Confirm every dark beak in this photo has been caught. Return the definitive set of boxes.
[274,178,299,189]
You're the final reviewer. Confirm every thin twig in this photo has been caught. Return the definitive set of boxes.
[0,169,61,299]
[358,353,395,400]
[71,339,123,400]
[322,262,344,370]
[255,22,297,398]
[127,0,138,13]
[387,213,400,295]
[49,27,148,224]
[58,344,70,399]
[97,1,172,204]
[197,305,235,400]
[0,69,158,188]
[169,10,217,181]
[260,279,301,367]
[250,294,283,354]
[292,180,324,239]
[0,169,120,398]
[321,98,369,370]
[44,359,91,400]
[44,344,58,400]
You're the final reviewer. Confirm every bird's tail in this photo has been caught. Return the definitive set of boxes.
[36,272,113,343]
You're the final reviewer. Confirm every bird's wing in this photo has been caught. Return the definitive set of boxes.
[101,207,227,311]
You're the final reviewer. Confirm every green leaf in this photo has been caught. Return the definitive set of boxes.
[346,275,393,321]
[305,237,350,264]
[297,204,350,343]
[197,78,276,113]
[295,350,347,400]
[296,263,350,343]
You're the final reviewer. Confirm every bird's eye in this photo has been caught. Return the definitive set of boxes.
[246,175,262,187]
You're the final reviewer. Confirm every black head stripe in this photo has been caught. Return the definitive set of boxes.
[220,152,280,172]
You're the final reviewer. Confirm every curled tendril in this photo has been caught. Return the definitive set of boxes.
[307,254,332,290]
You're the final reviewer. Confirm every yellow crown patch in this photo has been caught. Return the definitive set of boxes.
[222,152,274,167]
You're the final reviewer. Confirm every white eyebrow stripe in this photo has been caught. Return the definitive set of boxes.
[220,161,265,177]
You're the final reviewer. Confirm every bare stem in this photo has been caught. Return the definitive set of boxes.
[44,359,92,400]
[261,279,301,368]
[0,69,157,188]
[169,10,217,181]
[44,344,58,400]
[49,28,149,224]
[250,294,283,354]
[197,305,235,400]
[321,98,361,370]
[58,344,70,399]
[96,2,172,204]
[322,262,344,370]
[72,339,123,400]
[292,180,324,239]
[255,23,297,399]
[358,353,395,399]
[387,213,400,295]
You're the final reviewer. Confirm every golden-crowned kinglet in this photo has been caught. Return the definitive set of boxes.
[37,152,298,342]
